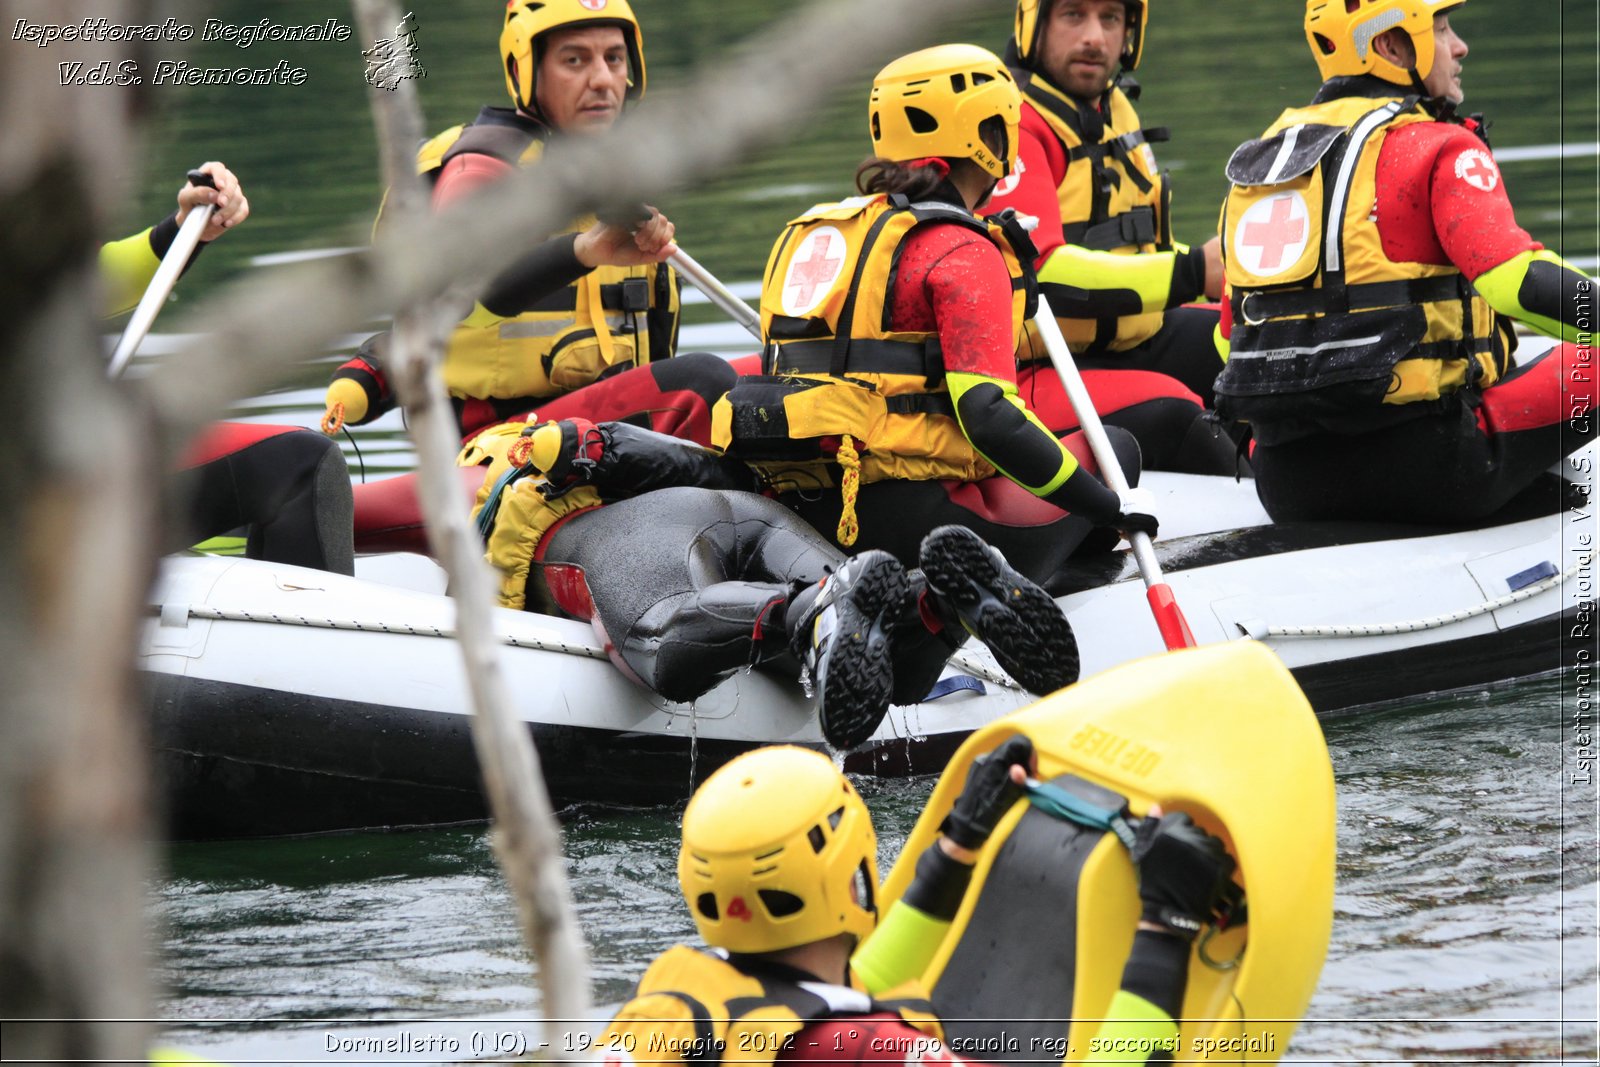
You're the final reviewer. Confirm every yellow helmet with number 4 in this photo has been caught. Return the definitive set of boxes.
[501,0,646,114]
[1304,0,1463,85]
[1013,0,1149,75]
[870,44,1022,181]
[678,747,878,955]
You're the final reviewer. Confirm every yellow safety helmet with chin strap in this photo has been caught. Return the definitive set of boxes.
[1013,0,1149,75]
[1304,0,1463,86]
[870,44,1022,181]
[679,747,879,955]
[501,0,646,115]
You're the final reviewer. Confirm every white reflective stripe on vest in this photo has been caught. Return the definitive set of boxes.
[498,312,634,338]
[1230,334,1386,360]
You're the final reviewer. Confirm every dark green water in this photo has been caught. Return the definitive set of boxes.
[103,0,1598,1059]
[154,677,1596,1061]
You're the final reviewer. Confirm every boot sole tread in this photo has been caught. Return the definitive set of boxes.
[921,527,1080,695]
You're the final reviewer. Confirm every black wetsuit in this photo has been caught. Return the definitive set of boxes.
[174,424,354,575]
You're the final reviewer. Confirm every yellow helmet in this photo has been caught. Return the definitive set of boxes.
[1013,0,1149,75]
[869,45,1022,181]
[1304,0,1463,85]
[678,747,878,955]
[501,0,646,115]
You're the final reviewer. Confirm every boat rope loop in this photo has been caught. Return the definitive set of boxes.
[1262,550,1592,639]
[158,603,1024,688]
[165,603,612,659]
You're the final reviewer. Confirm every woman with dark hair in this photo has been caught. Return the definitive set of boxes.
[718,44,1155,587]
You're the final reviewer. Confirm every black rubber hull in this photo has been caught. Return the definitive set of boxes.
[145,601,1580,839]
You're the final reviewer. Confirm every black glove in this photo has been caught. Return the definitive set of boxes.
[1128,812,1236,941]
[940,735,1034,850]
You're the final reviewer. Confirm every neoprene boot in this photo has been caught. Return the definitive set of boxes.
[785,551,913,750]
[917,525,1080,695]
[528,419,756,498]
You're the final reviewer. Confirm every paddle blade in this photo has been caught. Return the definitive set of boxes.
[1146,583,1196,649]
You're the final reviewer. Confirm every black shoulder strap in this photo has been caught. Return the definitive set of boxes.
[441,108,545,169]
[828,197,915,377]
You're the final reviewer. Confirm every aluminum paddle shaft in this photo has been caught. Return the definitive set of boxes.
[1033,294,1196,649]
[107,170,216,379]
[669,248,761,340]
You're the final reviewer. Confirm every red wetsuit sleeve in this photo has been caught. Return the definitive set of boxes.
[1375,123,1540,280]
[786,1016,998,1067]
[892,224,1018,382]
[433,152,515,210]
[983,107,1069,268]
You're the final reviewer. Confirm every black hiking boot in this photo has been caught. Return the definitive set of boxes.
[788,551,912,751]
[918,525,1080,695]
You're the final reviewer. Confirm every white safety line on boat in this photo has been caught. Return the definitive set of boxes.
[159,602,1023,691]
[1251,550,1592,640]
[166,603,612,659]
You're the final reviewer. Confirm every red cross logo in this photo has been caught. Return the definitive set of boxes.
[1454,149,1499,192]
[783,227,845,315]
[1234,191,1310,278]
[1241,194,1307,272]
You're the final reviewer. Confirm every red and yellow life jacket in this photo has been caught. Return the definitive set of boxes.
[1020,75,1171,352]
[394,107,679,405]
[712,194,1032,498]
[598,946,943,1067]
[1215,93,1506,444]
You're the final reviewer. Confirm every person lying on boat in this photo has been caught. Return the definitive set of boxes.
[600,743,1238,1067]
[719,44,1156,589]
[320,0,735,444]
[982,0,1242,474]
[1214,0,1596,524]
[105,165,354,575]
[465,417,1079,750]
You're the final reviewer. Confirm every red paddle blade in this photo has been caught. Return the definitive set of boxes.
[1146,583,1196,650]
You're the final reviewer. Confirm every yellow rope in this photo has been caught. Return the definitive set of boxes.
[320,401,345,436]
[835,433,861,547]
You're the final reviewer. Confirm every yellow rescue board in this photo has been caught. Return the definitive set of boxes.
[878,641,1334,1063]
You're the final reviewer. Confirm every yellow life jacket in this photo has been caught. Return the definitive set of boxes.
[1215,93,1505,444]
[394,107,680,405]
[462,423,601,611]
[712,194,1032,501]
[598,945,943,1067]
[1020,75,1171,353]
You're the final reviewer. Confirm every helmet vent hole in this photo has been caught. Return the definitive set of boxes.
[853,861,876,914]
[807,826,827,853]
[755,846,784,861]
[759,890,805,918]
[1345,0,1361,11]
[906,107,939,134]
[1313,32,1337,55]
[949,73,967,94]
[971,71,993,86]
[696,893,719,920]
[828,807,844,830]
[871,112,881,140]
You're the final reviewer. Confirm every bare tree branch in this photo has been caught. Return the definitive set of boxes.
[351,0,593,1031]
[0,4,164,1059]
